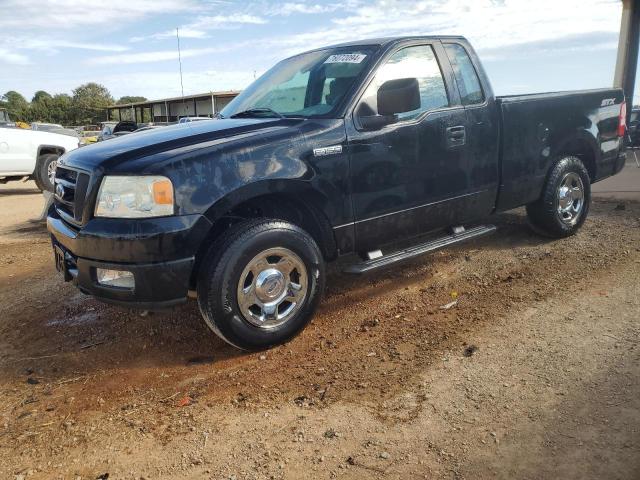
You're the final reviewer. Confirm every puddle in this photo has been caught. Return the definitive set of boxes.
[47,310,100,327]
[67,291,91,307]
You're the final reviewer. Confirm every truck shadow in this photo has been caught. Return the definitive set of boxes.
[323,208,553,306]
[3,219,49,239]
[0,209,561,387]
[0,187,42,196]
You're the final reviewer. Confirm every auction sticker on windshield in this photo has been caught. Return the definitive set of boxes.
[324,53,367,64]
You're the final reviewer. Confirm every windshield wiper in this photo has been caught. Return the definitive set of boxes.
[230,107,284,119]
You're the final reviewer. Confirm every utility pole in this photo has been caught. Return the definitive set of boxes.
[614,0,640,117]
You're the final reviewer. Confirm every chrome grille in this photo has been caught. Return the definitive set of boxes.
[54,167,90,225]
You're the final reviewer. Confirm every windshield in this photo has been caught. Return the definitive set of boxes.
[220,47,377,119]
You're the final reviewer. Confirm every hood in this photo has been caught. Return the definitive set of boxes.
[59,118,297,171]
[19,128,79,148]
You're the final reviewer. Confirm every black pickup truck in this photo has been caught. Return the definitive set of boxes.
[48,36,627,350]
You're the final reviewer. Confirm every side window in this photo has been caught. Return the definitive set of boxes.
[359,45,449,121]
[444,44,484,105]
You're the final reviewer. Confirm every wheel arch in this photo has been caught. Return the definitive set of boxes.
[190,180,338,288]
[37,144,66,157]
[34,144,66,174]
[553,132,599,182]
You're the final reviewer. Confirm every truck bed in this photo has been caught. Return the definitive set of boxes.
[496,87,620,103]
[494,88,625,212]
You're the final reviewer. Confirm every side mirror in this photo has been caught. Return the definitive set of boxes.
[377,78,420,116]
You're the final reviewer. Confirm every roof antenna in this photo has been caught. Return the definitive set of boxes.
[176,27,186,114]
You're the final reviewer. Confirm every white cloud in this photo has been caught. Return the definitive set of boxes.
[131,13,269,42]
[0,0,199,29]
[325,0,620,51]
[275,2,342,15]
[98,0,623,68]
[239,0,620,60]
[0,47,30,65]
[189,13,268,30]
[88,41,252,65]
[129,28,210,42]
[13,38,129,53]
[0,0,624,100]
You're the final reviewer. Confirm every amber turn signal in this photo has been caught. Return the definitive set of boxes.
[153,179,174,205]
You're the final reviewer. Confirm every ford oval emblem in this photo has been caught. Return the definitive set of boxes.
[55,183,65,198]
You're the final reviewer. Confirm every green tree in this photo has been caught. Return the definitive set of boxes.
[49,94,73,125]
[71,82,114,125]
[32,90,52,103]
[0,84,132,126]
[116,96,147,105]
[29,90,53,123]
[1,91,29,122]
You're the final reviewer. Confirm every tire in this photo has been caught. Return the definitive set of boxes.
[34,153,59,192]
[526,155,591,238]
[197,219,325,351]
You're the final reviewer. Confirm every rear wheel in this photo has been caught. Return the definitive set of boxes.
[197,219,325,351]
[34,153,59,192]
[526,155,591,238]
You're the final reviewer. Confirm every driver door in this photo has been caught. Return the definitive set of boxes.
[346,42,469,252]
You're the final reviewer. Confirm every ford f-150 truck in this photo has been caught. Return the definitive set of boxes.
[47,36,627,350]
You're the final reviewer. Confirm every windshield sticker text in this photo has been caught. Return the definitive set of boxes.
[324,53,367,64]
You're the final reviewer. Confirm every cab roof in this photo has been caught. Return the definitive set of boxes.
[293,35,467,58]
[329,35,466,48]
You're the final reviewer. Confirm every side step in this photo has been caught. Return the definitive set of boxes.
[343,225,496,274]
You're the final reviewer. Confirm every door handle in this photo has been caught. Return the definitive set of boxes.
[447,126,465,137]
[446,126,466,147]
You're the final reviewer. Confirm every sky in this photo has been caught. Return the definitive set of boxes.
[0,0,629,102]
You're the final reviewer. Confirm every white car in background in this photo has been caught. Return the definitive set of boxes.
[31,122,65,131]
[0,127,80,191]
[178,116,212,123]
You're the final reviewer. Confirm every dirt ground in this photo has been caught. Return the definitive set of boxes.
[0,181,638,480]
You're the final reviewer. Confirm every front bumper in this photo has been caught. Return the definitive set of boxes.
[47,208,212,309]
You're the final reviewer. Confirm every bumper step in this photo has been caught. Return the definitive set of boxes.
[343,224,496,274]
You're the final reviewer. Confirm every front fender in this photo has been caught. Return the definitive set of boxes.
[132,122,307,214]
[201,179,332,223]
[161,119,351,228]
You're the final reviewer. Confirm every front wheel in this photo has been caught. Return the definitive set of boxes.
[197,219,325,351]
[34,153,59,192]
[526,155,591,238]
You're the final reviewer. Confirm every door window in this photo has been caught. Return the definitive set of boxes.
[358,45,449,121]
[444,44,484,105]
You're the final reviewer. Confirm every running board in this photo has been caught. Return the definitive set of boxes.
[343,225,496,274]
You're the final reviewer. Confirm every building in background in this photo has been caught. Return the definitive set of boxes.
[106,91,240,123]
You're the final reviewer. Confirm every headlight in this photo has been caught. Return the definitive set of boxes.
[95,176,174,218]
